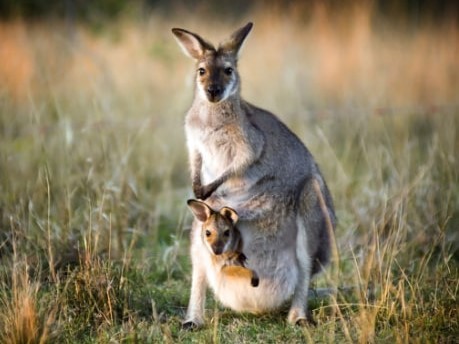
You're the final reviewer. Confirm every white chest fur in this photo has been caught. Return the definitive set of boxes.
[186,110,256,185]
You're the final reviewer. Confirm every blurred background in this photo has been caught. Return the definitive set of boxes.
[1,0,458,108]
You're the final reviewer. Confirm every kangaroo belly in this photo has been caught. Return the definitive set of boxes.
[215,279,295,313]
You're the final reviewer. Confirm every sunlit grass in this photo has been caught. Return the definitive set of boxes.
[0,6,458,342]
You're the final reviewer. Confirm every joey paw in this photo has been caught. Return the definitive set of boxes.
[251,276,259,287]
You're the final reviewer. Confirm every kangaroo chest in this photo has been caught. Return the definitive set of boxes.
[197,123,250,182]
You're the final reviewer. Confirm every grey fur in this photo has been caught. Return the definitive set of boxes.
[173,22,336,328]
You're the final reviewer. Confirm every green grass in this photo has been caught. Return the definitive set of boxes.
[0,11,458,343]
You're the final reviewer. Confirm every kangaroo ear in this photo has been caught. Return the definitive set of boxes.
[172,28,214,59]
[219,22,253,57]
[187,199,213,222]
[219,207,239,224]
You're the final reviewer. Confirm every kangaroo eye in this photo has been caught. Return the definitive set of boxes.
[224,67,233,75]
[205,230,211,237]
[198,68,206,76]
[223,230,230,237]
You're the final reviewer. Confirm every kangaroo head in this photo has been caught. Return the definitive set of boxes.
[187,199,239,255]
[172,22,253,103]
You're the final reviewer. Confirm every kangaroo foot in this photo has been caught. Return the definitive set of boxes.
[295,316,317,327]
[291,310,317,327]
[287,308,317,326]
[182,321,202,331]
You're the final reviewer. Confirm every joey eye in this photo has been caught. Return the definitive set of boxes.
[205,230,211,237]
[223,230,230,237]
[224,67,233,75]
[198,68,206,76]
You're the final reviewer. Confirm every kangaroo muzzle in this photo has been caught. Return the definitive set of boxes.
[207,84,223,102]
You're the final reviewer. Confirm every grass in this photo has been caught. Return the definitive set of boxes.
[0,6,458,343]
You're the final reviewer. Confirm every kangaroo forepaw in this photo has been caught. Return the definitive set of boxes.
[194,185,214,200]
[251,276,259,287]
[193,186,205,200]
[200,184,217,200]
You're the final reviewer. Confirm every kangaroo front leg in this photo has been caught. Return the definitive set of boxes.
[199,174,227,200]
[287,218,313,325]
[190,152,203,199]
[191,150,237,200]
[183,256,207,329]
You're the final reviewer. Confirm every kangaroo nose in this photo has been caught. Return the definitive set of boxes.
[207,85,222,98]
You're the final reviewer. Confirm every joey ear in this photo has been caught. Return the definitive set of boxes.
[219,22,253,57]
[187,199,213,222]
[219,207,239,224]
[172,28,214,59]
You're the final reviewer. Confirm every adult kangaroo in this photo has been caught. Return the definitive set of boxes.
[172,22,336,328]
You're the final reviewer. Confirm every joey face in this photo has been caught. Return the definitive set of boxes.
[187,199,239,256]
[202,214,235,255]
[196,52,239,103]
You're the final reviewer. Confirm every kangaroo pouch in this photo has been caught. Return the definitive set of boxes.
[210,244,298,313]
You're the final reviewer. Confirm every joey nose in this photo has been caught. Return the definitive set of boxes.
[212,246,223,255]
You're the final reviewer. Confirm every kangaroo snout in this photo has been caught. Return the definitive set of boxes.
[207,84,222,101]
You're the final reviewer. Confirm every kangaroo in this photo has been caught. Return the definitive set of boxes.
[187,199,259,288]
[173,22,336,328]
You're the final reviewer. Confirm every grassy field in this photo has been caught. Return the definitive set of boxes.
[0,6,458,343]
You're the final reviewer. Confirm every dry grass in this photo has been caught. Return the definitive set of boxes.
[0,5,458,343]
